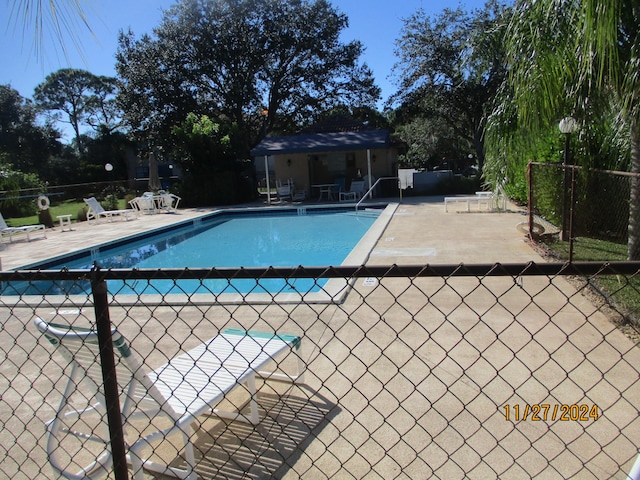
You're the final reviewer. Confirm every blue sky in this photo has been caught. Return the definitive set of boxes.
[1,0,491,126]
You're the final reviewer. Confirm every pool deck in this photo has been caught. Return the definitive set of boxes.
[0,195,537,270]
[4,196,640,479]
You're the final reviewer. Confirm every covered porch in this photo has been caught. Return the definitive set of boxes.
[251,129,400,202]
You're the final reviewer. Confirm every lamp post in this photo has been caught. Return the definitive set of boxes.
[105,163,114,192]
[559,116,578,259]
[105,163,114,182]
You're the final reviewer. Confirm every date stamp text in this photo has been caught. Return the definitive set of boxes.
[503,404,599,422]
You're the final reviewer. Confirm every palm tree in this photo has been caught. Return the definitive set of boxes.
[486,0,640,259]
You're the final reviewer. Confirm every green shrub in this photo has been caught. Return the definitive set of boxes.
[103,194,119,211]
[124,193,136,206]
[0,161,45,218]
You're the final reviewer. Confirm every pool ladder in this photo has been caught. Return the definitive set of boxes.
[297,207,307,215]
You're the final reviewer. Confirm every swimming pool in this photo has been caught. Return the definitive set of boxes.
[7,206,392,298]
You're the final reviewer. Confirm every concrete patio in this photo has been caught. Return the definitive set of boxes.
[1,195,639,479]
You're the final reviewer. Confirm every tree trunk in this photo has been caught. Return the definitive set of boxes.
[627,118,640,260]
[474,130,485,172]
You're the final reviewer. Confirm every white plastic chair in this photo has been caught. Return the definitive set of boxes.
[339,180,365,202]
[158,192,181,212]
[128,196,155,214]
[276,179,293,201]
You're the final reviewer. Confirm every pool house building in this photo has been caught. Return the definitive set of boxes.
[251,115,404,200]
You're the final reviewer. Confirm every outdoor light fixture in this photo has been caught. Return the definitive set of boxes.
[559,116,579,136]
[261,108,269,136]
[559,116,578,168]
[105,163,113,172]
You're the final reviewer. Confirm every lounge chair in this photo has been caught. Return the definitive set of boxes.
[0,212,46,243]
[444,191,496,212]
[444,184,511,213]
[84,197,135,222]
[34,317,304,480]
[629,453,640,480]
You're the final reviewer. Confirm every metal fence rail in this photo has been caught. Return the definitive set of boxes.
[1,263,639,479]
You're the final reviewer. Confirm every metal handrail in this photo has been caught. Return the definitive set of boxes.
[355,176,401,211]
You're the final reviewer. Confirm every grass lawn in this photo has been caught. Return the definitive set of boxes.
[547,237,640,323]
[3,199,130,227]
[548,237,628,262]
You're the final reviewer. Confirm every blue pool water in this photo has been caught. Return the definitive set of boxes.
[9,209,380,296]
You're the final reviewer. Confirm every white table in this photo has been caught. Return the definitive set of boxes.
[312,184,337,201]
[56,214,73,231]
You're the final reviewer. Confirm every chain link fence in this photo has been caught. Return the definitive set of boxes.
[0,180,139,223]
[0,180,134,203]
[528,162,635,245]
[1,262,640,479]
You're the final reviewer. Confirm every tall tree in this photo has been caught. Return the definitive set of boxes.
[115,0,380,158]
[171,113,242,205]
[34,69,120,149]
[391,1,509,172]
[83,76,122,134]
[0,84,61,176]
[485,0,640,259]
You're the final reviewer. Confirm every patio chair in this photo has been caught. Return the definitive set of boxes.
[34,317,304,480]
[157,191,181,212]
[292,186,307,202]
[128,195,156,215]
[339,180,365,202]
[0,212,46,243]
[276,179,292,201]
[83,197,135,222]
[350,180,366,199]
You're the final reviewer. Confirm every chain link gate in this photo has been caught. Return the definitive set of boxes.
[1,262,639,479]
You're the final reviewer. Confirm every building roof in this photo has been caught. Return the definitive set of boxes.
[250,129,390,157]
[298,114,372,134]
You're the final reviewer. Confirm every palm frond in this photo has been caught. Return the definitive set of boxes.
[6,0,96,64]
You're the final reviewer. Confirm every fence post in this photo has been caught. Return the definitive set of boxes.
[91,265,129,480]
[569,165,576,262]
[527,161,534,239]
